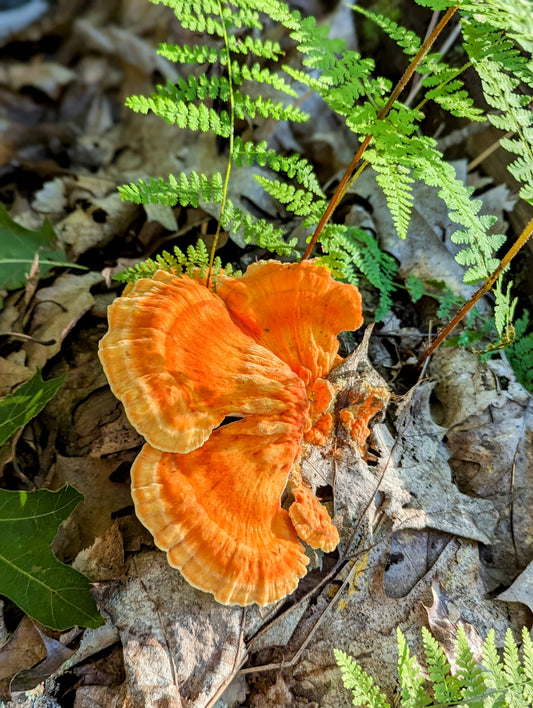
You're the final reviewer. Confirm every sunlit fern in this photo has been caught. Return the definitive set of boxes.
[117,0,532,339]
[336,624,533,708]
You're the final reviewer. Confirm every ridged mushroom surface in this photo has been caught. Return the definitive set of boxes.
[99,260,364,605]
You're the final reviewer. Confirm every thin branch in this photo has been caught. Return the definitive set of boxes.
[301,4,461,261]
[417,217,533,368]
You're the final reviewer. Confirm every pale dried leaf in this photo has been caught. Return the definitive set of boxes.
[100,551,246,708]
[25,272,103,368]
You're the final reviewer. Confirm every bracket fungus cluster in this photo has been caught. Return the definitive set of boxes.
[99,260,364,606]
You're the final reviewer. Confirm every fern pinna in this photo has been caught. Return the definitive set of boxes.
[119,0,310,262]
[336,624,533,708]
[119,0,533,341]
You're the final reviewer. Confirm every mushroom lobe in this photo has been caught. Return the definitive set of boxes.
[99,261,365,605]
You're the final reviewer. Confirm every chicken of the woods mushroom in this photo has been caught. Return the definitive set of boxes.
[99,259,365,606]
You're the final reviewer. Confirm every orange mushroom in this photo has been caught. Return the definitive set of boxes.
[99,260,364,606]
[217,260,363,386]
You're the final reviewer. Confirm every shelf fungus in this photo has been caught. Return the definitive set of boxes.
[99,260,365,606]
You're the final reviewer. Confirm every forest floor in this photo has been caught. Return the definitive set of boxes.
[1,1,533,706]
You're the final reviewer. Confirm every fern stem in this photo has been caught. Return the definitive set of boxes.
[414,61,472,113]
[207,1,235,287]
[301,3,461,261]
[417,217,533,368]
[339,161,369,205]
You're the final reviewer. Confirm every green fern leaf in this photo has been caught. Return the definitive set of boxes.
[368,152,414,239]
[254,176,316,216]
[352,5,421,56]
[334,648,391,708]
[483,629,509,697]
[114,240,238,286]
[232,138,324,196]
[397,628,432,708]
[406,274,425,303]
[422,626,463,704]
[119,172,224,208]
[454,624,486,705]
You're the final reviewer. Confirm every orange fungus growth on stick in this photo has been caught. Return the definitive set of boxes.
[98,260,363,606]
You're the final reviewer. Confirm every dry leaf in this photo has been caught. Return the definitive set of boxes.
[100,551,246,708]
[25,272,103,369]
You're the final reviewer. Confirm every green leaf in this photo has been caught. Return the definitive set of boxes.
[0,370,66,447]
[406,275,426,303]
[0,203,70,293]
[0,485,104,630]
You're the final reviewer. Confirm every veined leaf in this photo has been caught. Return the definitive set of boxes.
[0,204,71,293]
[0,486,104,630]
[0,370,66,447]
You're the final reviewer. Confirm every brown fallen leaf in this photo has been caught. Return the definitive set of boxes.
[10,626,74,693]
[25,272,103,369]
[72,520,126,582]
[98,551,246,708]
[498,560,533,614]
[50,455,132,558]
[0,58,75,100]
[424,579,483,672]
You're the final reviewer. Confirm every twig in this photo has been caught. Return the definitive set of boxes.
[416,217,533,368]
[0,332,56,346]
[301,4,461,261]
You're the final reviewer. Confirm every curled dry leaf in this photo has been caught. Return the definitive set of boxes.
[99,260,364,606]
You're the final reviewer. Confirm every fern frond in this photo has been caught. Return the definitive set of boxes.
[462,12,533,205]
[505,310,533,391]
[154,0,262,34]
[232,137,324,196]
[334,648,391,708]
[291,15,346,71]
[233,91,308,122]
[454,623,486,703]
[226,33,284,59]
[218,197,297,255]
[337,624,533,708]
[503,628,525,687]
[352,5,421,57]
[419,57,486,121]
[522,626,533,681]
[118,172,224,207]
[397,628,432,708]
[126,92,231,135]
[367,151,414,239]
[421,626,462,705]
[158,36,284,66]
[230,61,297,95]
[482,628,509,696]
[254,176,317,216]
[114,240,238,285]
[411,145,505,282]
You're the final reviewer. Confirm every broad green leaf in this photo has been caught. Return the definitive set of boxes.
[0,486,104,630]
[0,203,70,292]
[0,370,66,447]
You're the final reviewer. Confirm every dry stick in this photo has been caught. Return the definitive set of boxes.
[417,217,533,368]
[301,4,461,261]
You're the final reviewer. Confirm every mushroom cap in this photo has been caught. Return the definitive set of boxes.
[131,415,309,606]
[100,261,364,605]
[217,260,363,386]
[98,269,308,454]
[288,466,340,553]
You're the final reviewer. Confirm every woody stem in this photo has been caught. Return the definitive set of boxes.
[301,4,461,261]
[417,218,533,368]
